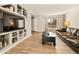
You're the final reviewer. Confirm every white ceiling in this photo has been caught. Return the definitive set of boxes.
[21,4,79,15]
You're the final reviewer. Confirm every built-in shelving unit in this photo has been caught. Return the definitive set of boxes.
[17,4,27,16]
[0,29,27,53]
[0,33,9,49]
[12,31,18,43]
[19,29,24,40]
[24,29,27,37]
[1,4,15,12]
[0,4,28,53]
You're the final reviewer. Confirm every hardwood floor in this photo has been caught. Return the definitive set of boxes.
[5,32,75,54]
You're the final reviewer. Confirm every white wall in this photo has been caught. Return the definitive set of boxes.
[66,7,79,29]
[32,15,65,33]
[32,15,46,32]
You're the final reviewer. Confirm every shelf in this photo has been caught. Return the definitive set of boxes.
[0,34,9,49]
[12,36,17,38]
[17,4,27,16]
[0,7,25,18]
[12,37,17,43]
[24,29,27,37]
[0,32,9,36]
[1,4,15,12]
[12,32,17,36]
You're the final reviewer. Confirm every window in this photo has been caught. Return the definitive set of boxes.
[48,18,57,28]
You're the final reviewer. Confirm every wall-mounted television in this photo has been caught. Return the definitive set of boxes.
[3,14,25,32]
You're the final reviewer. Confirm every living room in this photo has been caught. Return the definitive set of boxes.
[0,4,79,54]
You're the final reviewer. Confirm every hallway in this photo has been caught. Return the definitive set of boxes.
[5,32,75,54]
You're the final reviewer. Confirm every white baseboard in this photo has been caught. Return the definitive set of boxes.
[0,34,32,54]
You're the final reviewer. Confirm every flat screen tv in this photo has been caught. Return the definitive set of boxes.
[3,15,25,32]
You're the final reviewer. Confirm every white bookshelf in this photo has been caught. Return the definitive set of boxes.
[0,4,28,53]
[0,29,27,53]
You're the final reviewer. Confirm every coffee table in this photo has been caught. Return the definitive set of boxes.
[42,32,56,47]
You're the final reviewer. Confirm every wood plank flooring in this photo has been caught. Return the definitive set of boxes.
[5,32,75,54]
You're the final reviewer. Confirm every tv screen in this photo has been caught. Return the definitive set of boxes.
[3,14,25,32]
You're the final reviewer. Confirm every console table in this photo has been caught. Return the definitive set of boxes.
[42,32,56,47]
